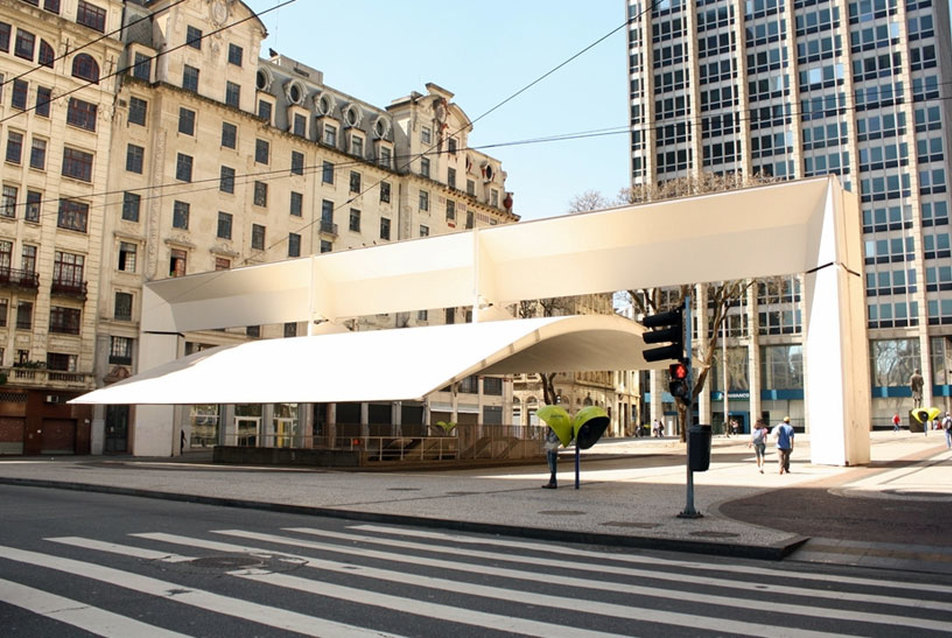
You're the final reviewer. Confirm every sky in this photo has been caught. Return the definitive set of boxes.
[243,0,630,221]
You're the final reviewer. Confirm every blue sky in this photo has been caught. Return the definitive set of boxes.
[244,0,629,221]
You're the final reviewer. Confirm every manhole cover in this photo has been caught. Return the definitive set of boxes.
[688,531,741,539]
[537,510,587,516]
[601,521,660,529]
[188,555,263,570]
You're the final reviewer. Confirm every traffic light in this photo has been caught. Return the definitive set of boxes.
[642,308,684,363]
[668,359,690,401]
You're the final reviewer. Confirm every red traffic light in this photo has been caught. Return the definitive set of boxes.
[669,361,688,380]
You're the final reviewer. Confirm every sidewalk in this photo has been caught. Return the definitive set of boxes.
[1,431,950,571]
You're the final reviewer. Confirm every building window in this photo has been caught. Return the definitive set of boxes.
[219,166,235,193]
[50,306,81,334]
[217,211,232,239]
[380,218,391,240]
[379,146,392,168]
[320,240,332,253]
[182,65,199,92]
[290,191,303,217]
[293,113,306,137]
[380,181,391,203]
[132,52,151,80]
[175,153,193,182]
[349,208,360,232]
[420,224,429,237]
[255,139,269,164]
[15,29,35,60]
[62,148,93,182]
[221,122,237,149]
[1,186,16,218]
[288,233,301,257]
[35,86,52,117]
[172,201,189,229]
[178,107,195,135]
[349,171,361,193]
[421,126,432,144]
[118,242,136,272]
[169,249,187,277]
[419,190,429,211]
[71,53,99,83]
[21,245,36,274]
[109,336,133,365]
[448,167,456,189]
[122,192,140,222]
[225,81,240,108]
[322,161,334,184]
[25,190,41,222]
[421,157,430,178]
[0,299,7,328]
[16,302,33,330]
[128,96,147,125]
[253,181,268,207]
[323,124,337,147]
[186,25,202,49]
[448,138,458,155]
[228,43,243,66]
[291,150,304,175]
[44,1,62,15]
[251,224,265,250]
[5,131,23,164]
[47,352,78,372]
[215,257,230,271]
[466,179,475,195]
[77,1,107,32]
[66,98,97,131]
[11,79,28,110]
[257,100,272,123]
[125,144,144,173]
[350,135,363,157]
[53,251,84,288]
[29,138,46,170]
[284,322,297,338]
[0,22,9,53]
[446,199,456,222]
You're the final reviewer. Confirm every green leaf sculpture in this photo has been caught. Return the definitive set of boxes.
[537,405,610,449]
[435,420,457,433]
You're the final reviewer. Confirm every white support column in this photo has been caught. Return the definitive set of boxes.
[802,263,870,466]
[747,284,762,424]
[132,333,182,456]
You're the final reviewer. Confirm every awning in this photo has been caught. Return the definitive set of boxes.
[71,315,654,405]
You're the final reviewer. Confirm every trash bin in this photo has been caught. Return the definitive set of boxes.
[688,424,712,472]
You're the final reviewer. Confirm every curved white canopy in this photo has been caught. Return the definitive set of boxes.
[72,315,651,405]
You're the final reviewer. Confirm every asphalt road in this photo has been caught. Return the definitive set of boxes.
[3,485,952,637]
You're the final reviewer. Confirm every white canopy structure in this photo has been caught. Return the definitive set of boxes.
[73,315,657,405]
[74,176,869,465]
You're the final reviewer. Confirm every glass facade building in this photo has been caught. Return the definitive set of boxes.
[626,0,952,428]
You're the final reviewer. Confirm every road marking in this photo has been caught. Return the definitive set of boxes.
[0,544,405,638]
[348,523,952,595]
[136,531,847,638]
[0,578,190,637]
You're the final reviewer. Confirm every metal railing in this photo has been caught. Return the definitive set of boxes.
[0,268,39,291]
[50,278,88,300]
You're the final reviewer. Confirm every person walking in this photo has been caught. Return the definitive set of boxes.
[892,412,901,433]
[943,412,952,449]
[772,416,795,474]
[748,418,768,473]
[542,426,560,489]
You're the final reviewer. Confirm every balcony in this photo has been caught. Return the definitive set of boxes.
[50,278,88,300]
[319,220,338,237]
[1,366,95,390]
[0,268,39,293]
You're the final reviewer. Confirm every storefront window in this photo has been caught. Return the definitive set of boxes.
[869,338,920,388]
[761,344,803,390]
[190,404,220,447]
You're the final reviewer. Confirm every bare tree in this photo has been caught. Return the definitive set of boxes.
[567,189,612,214]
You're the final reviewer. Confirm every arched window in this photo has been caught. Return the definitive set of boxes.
[38,40,54,68]
[71,53,99,83]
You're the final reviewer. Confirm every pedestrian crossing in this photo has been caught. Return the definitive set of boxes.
[2,522,951,637]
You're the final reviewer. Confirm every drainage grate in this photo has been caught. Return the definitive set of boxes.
[601,521,661,529]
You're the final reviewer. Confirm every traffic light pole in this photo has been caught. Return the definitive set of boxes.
[678,294,702,519]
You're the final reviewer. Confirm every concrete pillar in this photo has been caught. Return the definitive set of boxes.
[132,333,182,456]
[747,284,762,424]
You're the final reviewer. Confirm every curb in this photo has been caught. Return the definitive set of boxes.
[0,477,806,561]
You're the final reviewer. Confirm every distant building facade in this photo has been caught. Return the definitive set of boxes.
[0,0,517,456]
[626,0,952,430]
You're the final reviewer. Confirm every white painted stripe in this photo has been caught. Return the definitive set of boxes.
[0,578,190,638]
[136,531,921,637]
[79,533,631,638]
[48,536,193,562]
[348,523,952,596]
[0,545,404,638]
